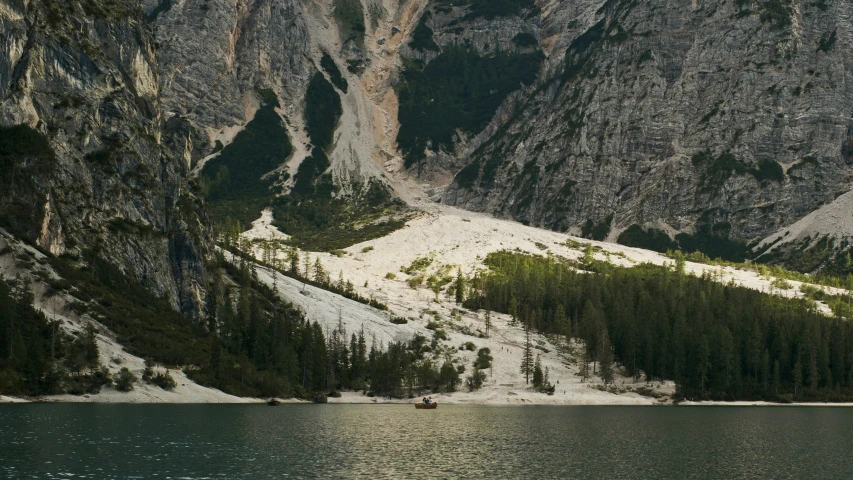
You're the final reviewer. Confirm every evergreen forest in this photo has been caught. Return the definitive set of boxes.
[463,251,853,402]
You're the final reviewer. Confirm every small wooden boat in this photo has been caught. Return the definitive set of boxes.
[267,399,280,406]
[415,402,437,409]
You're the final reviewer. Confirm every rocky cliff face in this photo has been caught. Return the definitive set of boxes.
[4,0,851,304]
[433,0,853,248]
[146,0,395,193]
[0,0,208,315]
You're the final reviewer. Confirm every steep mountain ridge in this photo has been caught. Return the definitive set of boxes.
[5,0,853,316]
[0,0,208,315]
[436,0,853,253]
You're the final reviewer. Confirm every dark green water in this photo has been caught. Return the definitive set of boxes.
[1,404,851,479]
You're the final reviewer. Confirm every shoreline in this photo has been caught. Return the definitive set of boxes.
[3,392,851,407]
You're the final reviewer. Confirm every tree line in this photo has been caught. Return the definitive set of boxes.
[463,250,853,402]
[196,255,469,398]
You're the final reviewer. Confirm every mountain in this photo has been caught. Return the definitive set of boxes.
[141,0,853,273]
[2,0,853,402]
[414,1,853,265]
[1,0,208,315]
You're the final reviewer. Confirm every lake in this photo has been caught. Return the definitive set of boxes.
[1,404,851,479]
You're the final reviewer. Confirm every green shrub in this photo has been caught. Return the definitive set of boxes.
[150,370,177,390]
[466,369,486,391]
[390,317,409,325]
[114,367,137,392]
[455,161,480,189]
[759,0,793,29]
[147,0,172,21]
[403,256,433,274]
[474,347,492,370]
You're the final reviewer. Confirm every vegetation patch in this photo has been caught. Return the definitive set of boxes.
[752,158,784,183]
[759,0,794,29]
[454,161,481,189]
[320,53,348,93]
[334,0,366,46]
[562,20,605,80]
[617,225,678,253]
[581,215,613,241]
[199,90,292,227]
[674,228,751,263]
[433,0,536,21]
[464,251,853,402]
[147,0,172,21]
[305,72,343,151]
[409,12,440,52]
[817,29,837,53]
[397,47,543,167]
[693,151,784,189]
[512,32,538,48]
[272,181,407,252]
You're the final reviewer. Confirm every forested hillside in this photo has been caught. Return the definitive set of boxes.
[465,251,853,402]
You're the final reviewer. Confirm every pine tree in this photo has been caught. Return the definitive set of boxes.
[454,269,465,304]
[532,354,544,389]
[554,304,568,339]
[598,329,614,385]
[303,253,312,280]
[672,250,686,275]
[289,248,300,274]
[520,320,534,384]
[793,358,803,399]
[313,257,326,284]
[82,322,99,369]
[582,244,595,267]
[579,342,591,382]
[772,359,781,396]
[508,297,519,326]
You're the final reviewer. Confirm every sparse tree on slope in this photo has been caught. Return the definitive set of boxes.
[532,354,544,389]
[598,329,614,386]
[520,320,534,384]
[454,269,465,304]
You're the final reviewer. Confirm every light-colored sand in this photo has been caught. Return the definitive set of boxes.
[238,202,853,405]
[0,395,29,403]
[241,217,676,405]
[242,208,289,242]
